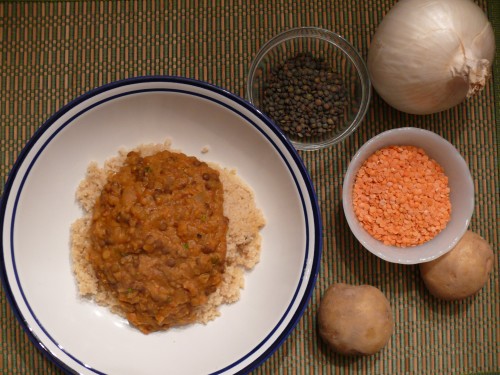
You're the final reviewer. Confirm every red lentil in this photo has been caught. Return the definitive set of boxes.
[352,145,451,247]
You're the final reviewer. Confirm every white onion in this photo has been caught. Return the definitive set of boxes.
[367,0,495,115]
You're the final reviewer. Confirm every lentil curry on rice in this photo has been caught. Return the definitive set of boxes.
[71,141,265,334]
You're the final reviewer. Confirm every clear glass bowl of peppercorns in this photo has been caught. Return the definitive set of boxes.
[247,27,371,151]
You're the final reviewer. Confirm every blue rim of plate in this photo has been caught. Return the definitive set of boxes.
[0,76,322,375]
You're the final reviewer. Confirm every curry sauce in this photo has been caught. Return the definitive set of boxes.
[88,150,228,334]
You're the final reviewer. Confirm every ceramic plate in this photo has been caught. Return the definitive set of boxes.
[0,77,322,374]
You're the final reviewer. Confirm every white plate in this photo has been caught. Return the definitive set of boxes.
[0,77,322,374]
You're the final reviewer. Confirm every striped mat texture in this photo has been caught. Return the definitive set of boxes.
[0,1,498,374]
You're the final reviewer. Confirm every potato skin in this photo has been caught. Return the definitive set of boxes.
[318,283,393,355]
[419,230,494,301]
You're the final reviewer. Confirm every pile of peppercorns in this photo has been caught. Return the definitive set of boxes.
[261,53,348,140]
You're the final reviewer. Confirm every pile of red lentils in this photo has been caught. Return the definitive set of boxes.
[352,145,451,247]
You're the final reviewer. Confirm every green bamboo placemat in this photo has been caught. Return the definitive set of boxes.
[493,0,500,148]
[0,1,498,374]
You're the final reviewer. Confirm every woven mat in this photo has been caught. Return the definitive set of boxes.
[0,1,498,374]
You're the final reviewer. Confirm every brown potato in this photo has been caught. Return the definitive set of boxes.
[318,283,394,355]
[420,230,494,301]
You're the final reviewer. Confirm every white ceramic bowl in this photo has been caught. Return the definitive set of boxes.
[0,77,322,374]
[342,127,474,265]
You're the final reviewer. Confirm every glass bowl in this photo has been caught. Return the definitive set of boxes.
[246,27,371,151]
